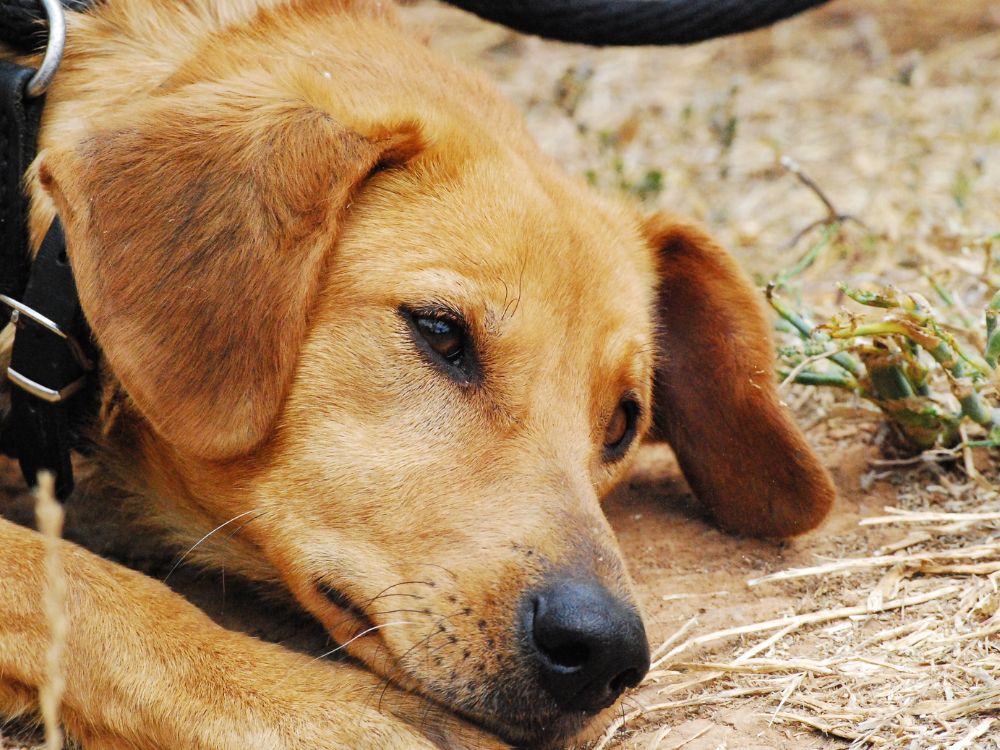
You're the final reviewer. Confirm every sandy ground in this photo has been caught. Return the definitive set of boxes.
[4,1,1000,748]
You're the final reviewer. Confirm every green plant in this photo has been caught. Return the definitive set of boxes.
[770,280,1000,452]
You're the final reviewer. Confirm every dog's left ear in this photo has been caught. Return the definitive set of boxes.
[38,92,423,460]
[644,212,835,537]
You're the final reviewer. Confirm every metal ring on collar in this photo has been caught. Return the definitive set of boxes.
[25,0,66,97]
[7,367,84,403]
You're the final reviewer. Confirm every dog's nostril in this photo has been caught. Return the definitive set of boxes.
[538,640,590,672]
[533,596,593,671]
[609,667,642,693]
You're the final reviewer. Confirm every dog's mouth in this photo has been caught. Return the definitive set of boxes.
[310,579,613,748]
[317,583,377,638]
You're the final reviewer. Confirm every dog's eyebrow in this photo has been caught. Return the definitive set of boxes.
[393,267,512,336]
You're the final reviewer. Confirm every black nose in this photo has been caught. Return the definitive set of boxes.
[525,576,650,714]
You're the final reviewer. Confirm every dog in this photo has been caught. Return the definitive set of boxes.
[0,1,836,747]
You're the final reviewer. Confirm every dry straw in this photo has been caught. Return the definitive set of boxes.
[35,472,67,750]
[596,498,1000,749]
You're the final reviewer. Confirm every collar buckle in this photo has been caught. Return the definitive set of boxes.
[1,293,94,373]
[1,218,92,499]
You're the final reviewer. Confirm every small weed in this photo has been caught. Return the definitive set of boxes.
[771,278,1000,452]
[585,126,665,202]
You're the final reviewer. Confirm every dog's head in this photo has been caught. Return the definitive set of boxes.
[36,11,833,746]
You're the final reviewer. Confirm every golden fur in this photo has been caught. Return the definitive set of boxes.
[0,1,835,747]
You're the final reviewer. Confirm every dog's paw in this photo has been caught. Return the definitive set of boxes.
[264,664,510,750]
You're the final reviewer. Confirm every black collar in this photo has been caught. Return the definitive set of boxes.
[1,1,94,499]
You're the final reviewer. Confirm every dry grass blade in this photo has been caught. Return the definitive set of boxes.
[591,688,772,750]
[748,546,1000,585]
[911,686,1000,720]
[670,658,834,675]
[654,585,959,664]
[947,718,995,749]
[769,711,863,742]
[918,561,1000,574]
[860,509,1000,526]
[649,615,699,664]
[34,472,67,750]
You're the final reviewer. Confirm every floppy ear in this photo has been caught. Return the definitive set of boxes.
[38,90,422,460]
[645,213,835,537]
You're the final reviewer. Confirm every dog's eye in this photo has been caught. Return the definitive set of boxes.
[403,306,479,384]
[415,315,464,364]
[603,398,639,462]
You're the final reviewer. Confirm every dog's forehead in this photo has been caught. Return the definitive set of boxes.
[336,149,658,348]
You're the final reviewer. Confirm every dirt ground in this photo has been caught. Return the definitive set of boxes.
[4,1,1000,748]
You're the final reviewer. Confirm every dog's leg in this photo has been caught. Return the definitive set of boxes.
[645,213,836,537]
[0,516,503,750]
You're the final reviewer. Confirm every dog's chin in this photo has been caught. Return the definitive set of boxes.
[457,706,591,749]
[413,675,597,750]
[378,659,594,749]
[312,582,600,747]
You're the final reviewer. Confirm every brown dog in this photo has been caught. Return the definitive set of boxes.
[0,1,835,747]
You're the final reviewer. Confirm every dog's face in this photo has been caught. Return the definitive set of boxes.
[256,148,659,743]
[34,9,833,745]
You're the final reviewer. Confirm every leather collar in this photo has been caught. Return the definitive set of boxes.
[1,0,94,498]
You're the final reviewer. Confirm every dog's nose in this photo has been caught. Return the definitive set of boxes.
[526,576,650,714]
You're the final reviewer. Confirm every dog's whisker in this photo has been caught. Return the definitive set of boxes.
[313,620,418,661]
[393,621,449,667]
[220,513,266,543]
[371,579,435,595]
[276,619,419,690]
[324,606,433,639]
[320,579,434,633]
[509,253,529,320]
[415,562,457,580]
[620,694,643,715]
[361,580,434,609]
[368,591,425,602]
[368,607,434,618]
[416,690,439,740]
[372,608,469,713]
[378,606,474,710]
[372,636,439,715]
[417,639,453,672]
[163,509,269,583]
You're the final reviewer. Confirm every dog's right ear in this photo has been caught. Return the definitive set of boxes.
[38,90,423,460]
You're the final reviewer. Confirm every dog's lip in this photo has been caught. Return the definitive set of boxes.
[315,582,376,632]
